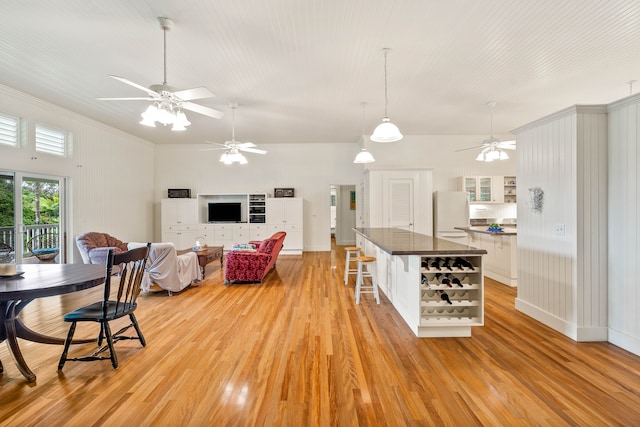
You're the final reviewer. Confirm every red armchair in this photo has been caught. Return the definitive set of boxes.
[224,231,286,284]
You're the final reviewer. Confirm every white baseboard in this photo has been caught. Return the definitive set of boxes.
[609,329,640,357]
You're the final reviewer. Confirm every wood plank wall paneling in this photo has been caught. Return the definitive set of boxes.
[513,106,608,341]
[0,84,156,262]
[608,95,640,354]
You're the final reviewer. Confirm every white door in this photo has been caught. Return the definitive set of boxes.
[387,178,414,231]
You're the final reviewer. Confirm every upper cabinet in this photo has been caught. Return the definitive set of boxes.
[459,176,515,204]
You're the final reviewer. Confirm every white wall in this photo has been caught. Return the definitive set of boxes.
[0,84,156,263]
[608,94,640,355]
[154,142,363,251]
[154,136,517,251]
[512,105,608,342]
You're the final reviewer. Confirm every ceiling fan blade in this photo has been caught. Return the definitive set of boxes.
[455,145,485,152]
[235,142,257,148]
[497,140,517,149]
[96,97,156,101]
[239,147,267,155]
[108,75,159,97]
[173,87,215,101]
[182,102,224,119]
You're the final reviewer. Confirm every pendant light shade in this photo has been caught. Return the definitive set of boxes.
[354,102,376,163]
[371,48,402,143]
[371,117,403,143]
[354,148,375,163]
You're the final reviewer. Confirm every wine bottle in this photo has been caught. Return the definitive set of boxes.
[439,291,452,305]
[422,258,431,270]
[451,276,463,287]
[440,274,452,287]
[444,257,454,271]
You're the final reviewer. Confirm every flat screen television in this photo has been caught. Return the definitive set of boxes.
[208,202,242,223]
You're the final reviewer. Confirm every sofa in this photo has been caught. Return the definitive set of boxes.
[224,231,286,284]
[76,232,129,265]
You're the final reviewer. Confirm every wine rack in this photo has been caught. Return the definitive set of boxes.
[418,255,484,328]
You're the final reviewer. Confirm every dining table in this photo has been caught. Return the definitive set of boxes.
[0,263,106,382]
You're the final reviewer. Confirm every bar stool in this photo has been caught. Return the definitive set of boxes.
[355,255,380,304]
[344,246,361,285]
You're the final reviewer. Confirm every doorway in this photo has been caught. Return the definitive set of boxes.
[0,170,66,264]
[329,184,357,246]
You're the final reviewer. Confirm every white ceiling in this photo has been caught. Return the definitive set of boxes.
[2,0,640,145]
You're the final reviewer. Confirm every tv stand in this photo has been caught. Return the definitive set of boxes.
[161,193,303,254]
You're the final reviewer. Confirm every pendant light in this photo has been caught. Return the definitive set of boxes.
[370,48,403,143]
[354,102,376,163]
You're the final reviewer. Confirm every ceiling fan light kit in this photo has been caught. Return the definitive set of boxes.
[98,17,223,132]
[199,103,266,165]
[371,48,403,143]
[456,101,516,161]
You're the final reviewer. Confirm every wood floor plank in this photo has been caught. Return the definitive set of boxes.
[2,245,640,426]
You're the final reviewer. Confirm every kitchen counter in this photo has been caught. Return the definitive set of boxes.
[354,227,486,338]
[353,227,487,256]
[456,226,517,287]
[455,226,517,236]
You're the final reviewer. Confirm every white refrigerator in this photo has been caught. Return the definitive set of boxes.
[433,191,470,244]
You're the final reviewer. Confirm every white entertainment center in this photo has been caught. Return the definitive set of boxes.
[161,194,303,255]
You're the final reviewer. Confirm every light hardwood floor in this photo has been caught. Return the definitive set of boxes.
[2,246,640,426]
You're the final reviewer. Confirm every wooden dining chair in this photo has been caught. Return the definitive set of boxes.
[58,243,151,371]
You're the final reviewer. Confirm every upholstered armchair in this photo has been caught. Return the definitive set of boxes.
[128,242,200,295]
[76,232,129,265]
[224,231,286,284]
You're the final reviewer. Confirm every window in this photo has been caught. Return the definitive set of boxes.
[35,123,67,156]
[0,112,19,147]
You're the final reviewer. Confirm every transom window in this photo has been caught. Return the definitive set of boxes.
[0,112,19,147]
[35,123,67,156]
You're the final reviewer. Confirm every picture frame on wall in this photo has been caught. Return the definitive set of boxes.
[350,191,356,210]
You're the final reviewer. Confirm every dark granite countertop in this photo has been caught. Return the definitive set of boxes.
[455,226,517,236]
[354,228,487,256]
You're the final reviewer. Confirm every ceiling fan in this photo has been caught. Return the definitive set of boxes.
[97,17,223,131]
[456,102,516,161]
[203,104,267,164]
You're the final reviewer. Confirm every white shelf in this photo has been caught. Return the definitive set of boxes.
[418,254,484,333]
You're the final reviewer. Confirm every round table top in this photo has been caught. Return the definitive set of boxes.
[0,263,106,301]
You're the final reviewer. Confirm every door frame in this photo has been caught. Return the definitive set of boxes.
[1,170,68,263]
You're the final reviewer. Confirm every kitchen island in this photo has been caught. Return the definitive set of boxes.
[354,228,487,338]
[455,226,517,287]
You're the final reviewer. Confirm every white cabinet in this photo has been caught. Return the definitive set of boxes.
[249,223,270,241]
[161,194,304,253]
[161,199,198,249]
[459,176,509,203]
[466,231,517,286]
[267,198,303,254]
[363,169,433,235]
[161,198,198,225]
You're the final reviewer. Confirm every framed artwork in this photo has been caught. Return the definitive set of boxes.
[350,191,356,210]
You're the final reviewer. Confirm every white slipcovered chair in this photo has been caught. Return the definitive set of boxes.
[128,242,200,295]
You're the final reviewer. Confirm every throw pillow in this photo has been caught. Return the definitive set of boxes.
[259,238,277,254]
